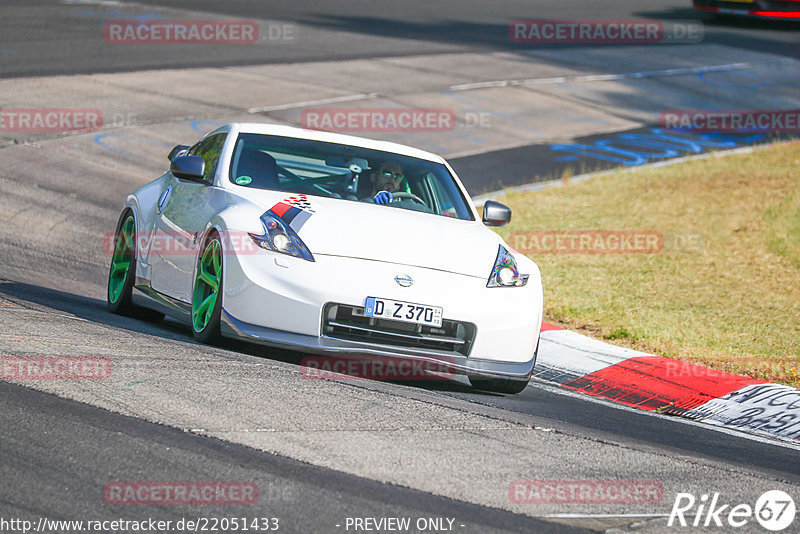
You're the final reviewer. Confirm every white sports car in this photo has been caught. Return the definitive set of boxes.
[107,123,543,393]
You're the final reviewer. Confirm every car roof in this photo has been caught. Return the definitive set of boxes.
[225,123,447,164]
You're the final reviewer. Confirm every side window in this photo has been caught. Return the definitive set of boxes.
[428,173,457,217]
[188,133,227,182]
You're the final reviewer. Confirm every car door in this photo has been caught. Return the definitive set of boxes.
[150,133,227,302]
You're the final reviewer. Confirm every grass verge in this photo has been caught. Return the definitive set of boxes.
[493,142,800,388]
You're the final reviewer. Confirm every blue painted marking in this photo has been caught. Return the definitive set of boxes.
[550,128,768,168]
[704,132,765,144]
[616,133,704,153]
[94,134,171,161]
[364,297,376,316]
[697,70,778,93]
[108,9,164,21]
[596,139,679,159]
[550,143,647,166]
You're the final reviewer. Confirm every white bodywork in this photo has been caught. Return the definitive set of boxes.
[124,124,543,379]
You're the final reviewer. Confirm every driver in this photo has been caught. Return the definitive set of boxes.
[366,160,407,204]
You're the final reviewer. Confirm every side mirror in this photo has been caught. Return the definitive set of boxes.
[167,144,191,161]
[170,155,206,182]
[482,200,512,227]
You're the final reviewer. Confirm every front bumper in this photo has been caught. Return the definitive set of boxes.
[220,309,537,380]
[223,250,543,366]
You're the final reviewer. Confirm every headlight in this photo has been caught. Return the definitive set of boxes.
[248,211,315,262]
[487,245,528,287]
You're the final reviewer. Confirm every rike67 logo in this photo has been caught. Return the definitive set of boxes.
[668,490,795,531]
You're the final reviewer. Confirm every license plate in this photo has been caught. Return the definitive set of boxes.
[364,297,443,327]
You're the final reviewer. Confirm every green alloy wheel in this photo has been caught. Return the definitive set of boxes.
[192,232,223,343]
[107,210,164,322]
[107,212,136,313]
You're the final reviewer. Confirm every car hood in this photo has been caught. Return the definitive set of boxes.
[245,191,500,278]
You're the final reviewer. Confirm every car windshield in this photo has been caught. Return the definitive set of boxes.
[228,133,474,221]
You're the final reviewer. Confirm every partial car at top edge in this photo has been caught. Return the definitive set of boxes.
[693,0,800,19]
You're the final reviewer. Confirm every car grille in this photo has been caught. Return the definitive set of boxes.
[322,303,476,356]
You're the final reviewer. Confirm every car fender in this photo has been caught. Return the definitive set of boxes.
[120,194,145,280]
[118,175,169,281]
[202,208,256,310]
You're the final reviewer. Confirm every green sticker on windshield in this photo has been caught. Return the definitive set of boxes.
[235,175,252,185]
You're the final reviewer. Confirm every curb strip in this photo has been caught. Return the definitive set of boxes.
[537,322,800,443]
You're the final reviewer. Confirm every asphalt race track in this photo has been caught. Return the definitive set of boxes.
[2,0,799,77]
[1,1,799,532]
[0,379,569,534]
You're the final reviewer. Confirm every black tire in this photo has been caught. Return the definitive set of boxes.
[191,231,223,345]
[107,209,137,315]
[469,335,539,394]
[107,209,164,323]
[469,375,530,394]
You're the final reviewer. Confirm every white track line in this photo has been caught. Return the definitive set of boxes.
[248,93,377,114]
[545,513,670,519]
[61,0,127,4]
[449,58,797,91]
